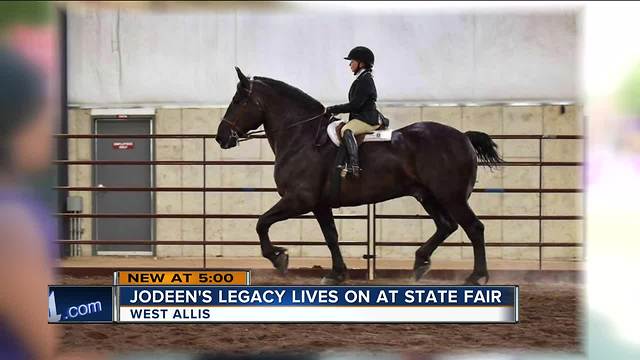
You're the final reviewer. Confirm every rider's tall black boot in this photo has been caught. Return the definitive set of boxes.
[342,129,360,177]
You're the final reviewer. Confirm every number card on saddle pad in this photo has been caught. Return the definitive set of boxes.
[327,120,393,146]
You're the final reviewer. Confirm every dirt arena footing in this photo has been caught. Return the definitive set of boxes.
[57,267,583,284]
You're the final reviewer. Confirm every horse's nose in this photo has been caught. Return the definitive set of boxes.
[215,136,230,149]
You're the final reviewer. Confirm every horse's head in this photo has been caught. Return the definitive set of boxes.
[216,67,266,149]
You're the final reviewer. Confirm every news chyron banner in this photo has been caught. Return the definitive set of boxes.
[117,286,518,323]
[49,271,518,324]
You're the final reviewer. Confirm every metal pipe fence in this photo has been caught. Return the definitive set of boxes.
[54,133,584,278]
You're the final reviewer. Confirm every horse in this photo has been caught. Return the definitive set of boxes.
[215,67,503,285]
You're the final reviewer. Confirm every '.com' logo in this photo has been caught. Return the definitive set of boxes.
[48,290,104,322]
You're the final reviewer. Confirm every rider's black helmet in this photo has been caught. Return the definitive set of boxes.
[344,46,374,67]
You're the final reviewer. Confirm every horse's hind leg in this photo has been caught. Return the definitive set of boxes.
[445,200,489,285]
[313,206,348,285]
[414,196,459,281]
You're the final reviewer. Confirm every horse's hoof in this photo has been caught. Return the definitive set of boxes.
[273,250,289,276]
[413,261,431,281]
[321,272,347,285]
[320,276,339,285]
[464,273,489,286]
[464,276,479,285]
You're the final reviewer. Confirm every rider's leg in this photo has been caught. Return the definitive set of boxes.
[342,129,360,177]
[340,119,379,177]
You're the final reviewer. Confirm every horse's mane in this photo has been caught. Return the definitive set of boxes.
[254,77,324,110]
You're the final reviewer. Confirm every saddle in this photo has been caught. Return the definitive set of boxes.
[326,112,393,147]
[324,112,391,204]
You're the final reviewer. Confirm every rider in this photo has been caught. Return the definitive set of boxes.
[326,46,379,177]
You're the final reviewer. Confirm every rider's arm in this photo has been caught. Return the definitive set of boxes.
[327,75,374,114]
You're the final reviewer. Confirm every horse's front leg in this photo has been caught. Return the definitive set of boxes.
[256,196,309,275]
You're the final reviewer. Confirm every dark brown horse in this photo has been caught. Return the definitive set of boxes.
[215,67,503,285]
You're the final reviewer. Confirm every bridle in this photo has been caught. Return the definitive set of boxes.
[220,78,327,145]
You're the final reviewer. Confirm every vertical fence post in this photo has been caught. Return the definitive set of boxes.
[366,204,371,280]
[203,136,207,269]
[366,204,377,280]
[538,136,543,271]
[372,204,377,280]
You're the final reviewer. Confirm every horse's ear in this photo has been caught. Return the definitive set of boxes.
[235,66,250,89]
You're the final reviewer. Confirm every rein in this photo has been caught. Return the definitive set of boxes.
[237,111,327,142]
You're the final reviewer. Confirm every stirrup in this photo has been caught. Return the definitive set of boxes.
[351,164,361,177]
[339,164,360,178]
[340,167,348,178]
[337,164,348,178]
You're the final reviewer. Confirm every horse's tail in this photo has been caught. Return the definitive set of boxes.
[465,131,503,169]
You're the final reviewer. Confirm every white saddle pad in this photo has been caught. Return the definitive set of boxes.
[327,120,393,147]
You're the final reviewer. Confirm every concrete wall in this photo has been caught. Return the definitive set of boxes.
[67,8,577,105]
[67,109,93,257]
[67,104,583,262]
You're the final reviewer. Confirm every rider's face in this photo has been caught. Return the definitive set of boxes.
[349,60,360,73]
